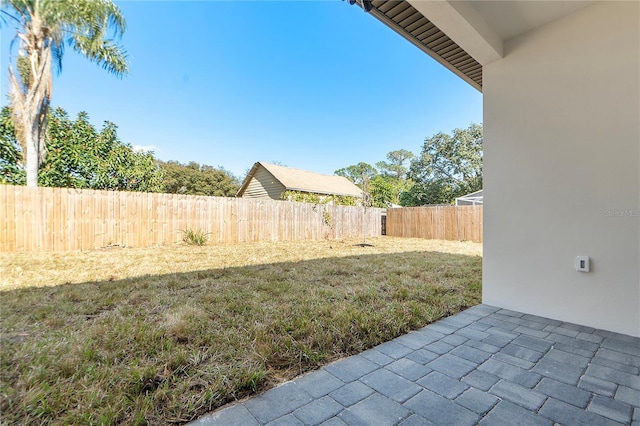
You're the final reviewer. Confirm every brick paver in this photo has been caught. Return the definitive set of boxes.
[189,305,640,425]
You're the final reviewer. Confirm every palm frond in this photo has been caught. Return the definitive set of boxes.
[51,42,64,74]
[0,7,21,27]
[60,0,126,39]
[71,35,128,77]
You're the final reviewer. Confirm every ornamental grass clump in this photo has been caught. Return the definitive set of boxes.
[180,228,210,246]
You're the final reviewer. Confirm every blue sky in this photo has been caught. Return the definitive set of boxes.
[1,1,482,179]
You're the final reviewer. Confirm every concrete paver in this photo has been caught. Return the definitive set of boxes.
[489,379,546,411]
[243,382,313,424]
[588,395,634,424]
[189,305,640,425]
[539,398,622,426]
[454,387,499,415]
[295,370,345,399]
[328,381,373,407]
[417,371,468,399]
[404,390,478,426]
[578,374,618,397]
[338,394,410,426]
[360,369,422,403]
[480,401,552,426]
[292,396,344,426]
[534,377,591,408]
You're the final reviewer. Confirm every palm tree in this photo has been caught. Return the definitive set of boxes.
[2,0,128,187]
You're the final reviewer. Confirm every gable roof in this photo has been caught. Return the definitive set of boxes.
[237,162,364,198]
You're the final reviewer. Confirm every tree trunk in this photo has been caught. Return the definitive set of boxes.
[9,12,51,187]
[23,86,49,187]
[24,115,40,187]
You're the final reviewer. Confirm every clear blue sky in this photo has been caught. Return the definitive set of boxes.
[1,1,482,179]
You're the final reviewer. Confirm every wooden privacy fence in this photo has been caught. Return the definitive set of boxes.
[386,205,483,242]
[0,185,383,252]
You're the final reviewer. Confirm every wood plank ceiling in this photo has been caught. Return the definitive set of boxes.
[359,0,483,91]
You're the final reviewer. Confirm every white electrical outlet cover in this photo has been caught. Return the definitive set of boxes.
[575,256,590,272]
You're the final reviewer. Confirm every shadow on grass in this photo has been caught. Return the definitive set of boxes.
[1,251,481,425]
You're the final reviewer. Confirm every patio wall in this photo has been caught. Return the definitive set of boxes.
[483,2,639,336]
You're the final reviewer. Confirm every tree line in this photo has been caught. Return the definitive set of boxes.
[0,106,240,196]
[335,123,483,207]
[1,104,482,204]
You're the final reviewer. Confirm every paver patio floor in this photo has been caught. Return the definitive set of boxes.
[190,304,640,426]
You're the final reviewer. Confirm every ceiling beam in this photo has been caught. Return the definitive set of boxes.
[407,0,504,65]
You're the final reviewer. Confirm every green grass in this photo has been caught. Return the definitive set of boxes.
[0,237,482,425]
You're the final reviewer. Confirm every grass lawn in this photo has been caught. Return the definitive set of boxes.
[0,237,482,425]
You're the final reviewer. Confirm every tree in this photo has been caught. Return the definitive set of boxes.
[336,150,416,208]
[2,0,128,187]
[0,106,26,184]
[334,162,378,186]
[335,162,377,208]
[1,106,164,191]
[402,123,482,206]
[376,149,414,180]
[159,160,240,197]
[367,174,396,208]
[375,149,414,205]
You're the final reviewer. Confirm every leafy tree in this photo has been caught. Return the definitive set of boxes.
[402,123,482,206]
[375,149,414,205]
[0,106,26,184]
[367,175,396,208]
[334,162,378,186]
[2,0,128,187]
[335,151,416,207]
[334,162,376,208]
[43,108,164,191]
[376,149,414,180]
[1,106,164,191]
[159,160,240,196]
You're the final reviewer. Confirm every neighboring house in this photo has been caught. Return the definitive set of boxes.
[237,162,363,201]
[455,190,483,206]
[356,1,639,337]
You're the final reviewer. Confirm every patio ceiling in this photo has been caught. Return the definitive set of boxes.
[359,0,484,91]
[351,0,595,92]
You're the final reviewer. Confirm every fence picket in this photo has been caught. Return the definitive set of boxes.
[0,185,385,252]
[0,186,488,251]
[386,205,482,242]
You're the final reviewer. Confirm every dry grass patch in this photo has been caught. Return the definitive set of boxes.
[0,237,480,290]
[1,237,482,425]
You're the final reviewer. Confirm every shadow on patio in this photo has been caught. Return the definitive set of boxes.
[192,304,640,425]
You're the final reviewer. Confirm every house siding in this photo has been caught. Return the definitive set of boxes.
[242,168,287,200]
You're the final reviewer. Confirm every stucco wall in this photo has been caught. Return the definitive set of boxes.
[483,2,640,336]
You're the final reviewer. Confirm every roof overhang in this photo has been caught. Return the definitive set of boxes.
[351,0,596,92]
[359,0,487,91]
